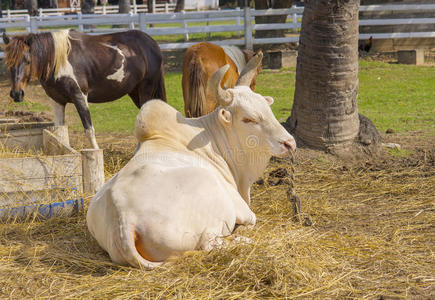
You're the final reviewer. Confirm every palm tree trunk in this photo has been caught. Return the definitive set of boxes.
[287,0,379,152]
[147,0,153,13]
[174,0,184,12]
[26,0,38,16]
[81,0,95,29]
[147,0,154,27]
[237,0,246,7]
[0,0,4,34]
[254,0,293,39]
[0,0,3,33]
[119,0,131,13]
[81,0,95,13]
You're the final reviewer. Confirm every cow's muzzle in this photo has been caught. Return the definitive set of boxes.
[274,137,297,158]
[281,138,297,152]
[10,90,24,103]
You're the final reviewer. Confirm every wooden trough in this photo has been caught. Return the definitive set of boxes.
[0,122,104,221]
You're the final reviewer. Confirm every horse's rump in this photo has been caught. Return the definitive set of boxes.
[182,43,246,118]
[181,42,264,118]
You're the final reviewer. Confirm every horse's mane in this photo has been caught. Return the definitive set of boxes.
[4,30,71,81]
[52,30,71,79]
[222,46,246,75]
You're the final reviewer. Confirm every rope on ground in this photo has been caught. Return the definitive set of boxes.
[286,150,313,226]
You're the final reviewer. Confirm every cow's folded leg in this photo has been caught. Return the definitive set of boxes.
[234,198,256,226]
[226,235,252,244]
[198,232,252,251]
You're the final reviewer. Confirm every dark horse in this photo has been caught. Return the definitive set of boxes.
[2,29,166,148]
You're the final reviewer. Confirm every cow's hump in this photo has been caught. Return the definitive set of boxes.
[135,100,185,142]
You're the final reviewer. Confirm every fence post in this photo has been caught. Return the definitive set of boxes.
[30,17,38,33]
[133,0,137,14]
[47,125,70,148]
[152,0,156,13]
[236,7,241,38]
[103,4,106,15]
[165,3,168,13]
[292,4,297,33]
[139,12,146,32]
[181,10,189,41]
[81,149,104,195]
[25,15,30,32]
[244,7,253,50]
[129,11,135,29]
[77,12,83,31]
[206,13,210,39]
[38,8,43,21]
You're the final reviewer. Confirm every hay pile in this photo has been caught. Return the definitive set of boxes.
[2,110,52,123]
[0,144,434,298]
[0,144,44,159]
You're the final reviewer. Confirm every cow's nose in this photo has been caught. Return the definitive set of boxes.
[282,137,296,152]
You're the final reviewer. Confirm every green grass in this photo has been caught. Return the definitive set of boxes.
[255,69,296,122]
[386,147,412,157]
[2,100,49,112]
[358,60,435,134]
[72,72,184,133]
[29,60,435,135]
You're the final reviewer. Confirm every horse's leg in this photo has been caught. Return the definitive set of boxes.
[136,79,158,108]
[51,100,65,126]
[128,88,141,108]
[73,95,99,149]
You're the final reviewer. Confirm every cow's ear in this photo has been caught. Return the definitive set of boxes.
[218,108,232,125]
[265,96,274,106]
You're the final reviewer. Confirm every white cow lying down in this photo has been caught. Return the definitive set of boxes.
[87,54,296,268]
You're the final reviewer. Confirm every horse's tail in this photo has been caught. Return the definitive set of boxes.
[153,62,167,102]
[183,55,206,118]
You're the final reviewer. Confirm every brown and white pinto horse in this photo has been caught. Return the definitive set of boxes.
[182,42,262,117]
[2,29,166,149]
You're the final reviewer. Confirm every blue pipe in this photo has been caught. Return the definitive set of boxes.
[0,198,84,222]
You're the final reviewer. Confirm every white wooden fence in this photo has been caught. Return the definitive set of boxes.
[0,4,434,52]
[2,3,178,18]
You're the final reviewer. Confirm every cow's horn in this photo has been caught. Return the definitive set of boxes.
[236,51,263,87]
[208,64,232,107]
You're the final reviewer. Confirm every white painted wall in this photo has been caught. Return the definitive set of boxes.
[185,0,219,10]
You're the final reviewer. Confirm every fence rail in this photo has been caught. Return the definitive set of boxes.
[0,4,434,53]
[1,3,178,18]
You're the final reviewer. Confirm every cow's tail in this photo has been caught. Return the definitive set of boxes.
[153,62,167,102]
[184,57,206,118]
[117,213,163,269]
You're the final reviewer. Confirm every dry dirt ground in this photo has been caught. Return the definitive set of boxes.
[0,75,434,298]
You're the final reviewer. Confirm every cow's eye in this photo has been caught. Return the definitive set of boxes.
[242,117,258,124]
